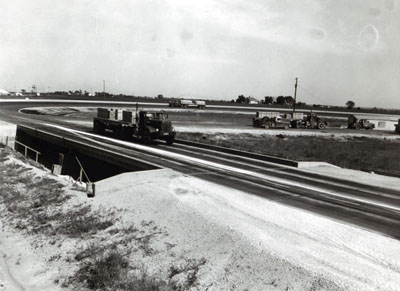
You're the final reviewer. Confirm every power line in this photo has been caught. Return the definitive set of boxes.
[297,84,324,104]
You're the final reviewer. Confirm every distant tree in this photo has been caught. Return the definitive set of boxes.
[264,96,274,104]
[284,96,294,105]
[276,96,285,105]
[54,91,68,95]
[296,102,306,107]
[346,100,355,109]
[95,92,112,97]
[157,94,163,99]
[231,99,235,103]
[236,95,246,103]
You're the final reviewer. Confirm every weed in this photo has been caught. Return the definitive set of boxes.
[168,257,207,289]
[50,206,114,238]
[73,245,171,290]
[78,251,129,289]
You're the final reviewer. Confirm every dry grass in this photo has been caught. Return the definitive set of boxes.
[73,244,171,291]
[0,168,114,238]
[177,132,400,177]
[0,148,205,290]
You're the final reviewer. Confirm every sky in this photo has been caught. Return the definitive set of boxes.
[1,0,399,108]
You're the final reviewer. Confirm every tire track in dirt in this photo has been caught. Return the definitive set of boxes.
[0,249,25,291]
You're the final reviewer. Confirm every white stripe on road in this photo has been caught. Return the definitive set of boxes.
[45,123,400,214]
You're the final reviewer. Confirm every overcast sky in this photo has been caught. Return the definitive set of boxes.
[1,0,399,107]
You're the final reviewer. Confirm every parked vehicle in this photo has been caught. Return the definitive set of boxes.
[252,112,291,129]
[169,99,206,109]
[263,116,291,129]
[193,100,206,109]
[93,108,176,145]
[347,115,375,130]
[290,112,328,129]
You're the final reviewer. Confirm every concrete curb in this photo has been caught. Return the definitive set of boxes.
[174,139,299,167]
[174,139,340,169]
[296,162,340,168]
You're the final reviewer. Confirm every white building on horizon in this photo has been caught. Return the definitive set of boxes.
[0,88,9,95]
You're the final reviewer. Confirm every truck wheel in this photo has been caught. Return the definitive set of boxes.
[94,121,100,133]
[142,131,151,143]
[94,121,104,134]
[113,126,121,138]
[264,124,270,129]
[317,123,326,129]
[284,125,289,130]
[166,137,174,145]
[120,127,128,140]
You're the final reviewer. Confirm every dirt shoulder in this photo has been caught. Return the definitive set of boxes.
[2,147,400,290]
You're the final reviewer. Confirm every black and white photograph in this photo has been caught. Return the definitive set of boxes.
[1,0,400,290]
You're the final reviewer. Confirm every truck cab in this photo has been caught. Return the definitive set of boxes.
[138,111,176,144]
[93,108,176,145]
[347,115,375,130]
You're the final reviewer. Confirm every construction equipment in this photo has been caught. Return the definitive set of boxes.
[169,99,206,109]
[347,115,375,130]
[252,112,291,129]
[93,108,176,145]
[290,112,328,129]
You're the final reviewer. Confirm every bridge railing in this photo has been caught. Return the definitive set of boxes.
[14,140,41,162]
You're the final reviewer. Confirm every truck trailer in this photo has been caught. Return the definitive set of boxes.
[169,99,206,109]
[290,112,328,129]
[252,112,291,129]
[93,108,176,145]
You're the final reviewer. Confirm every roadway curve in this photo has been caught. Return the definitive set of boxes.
[1,99,400,239]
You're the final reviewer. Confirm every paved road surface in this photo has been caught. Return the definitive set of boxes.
[1,99,400,240]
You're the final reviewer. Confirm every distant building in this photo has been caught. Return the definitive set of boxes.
[0,88,9,95]
[248,97,259,104]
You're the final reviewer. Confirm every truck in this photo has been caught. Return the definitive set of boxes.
[193,100,206,109]
[169,99,206,109]
[347,115,375,130]
[290,112,328,129]
[252,111,291,129]
[93,108,176,145]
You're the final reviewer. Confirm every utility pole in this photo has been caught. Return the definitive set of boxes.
[103,80,106,96]
[293,77,298,113]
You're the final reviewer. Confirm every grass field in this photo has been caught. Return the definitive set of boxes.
[177,132,400,177]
